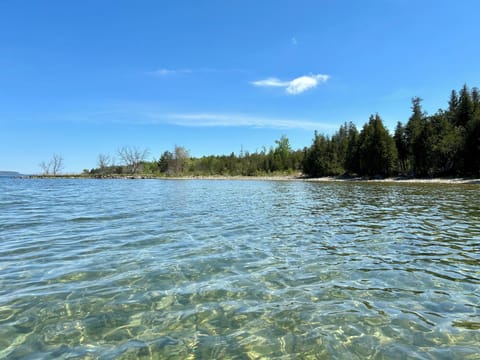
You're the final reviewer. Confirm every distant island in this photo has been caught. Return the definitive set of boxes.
[0,171,21,177]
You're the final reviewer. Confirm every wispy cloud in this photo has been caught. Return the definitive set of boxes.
[57,105,336,131]
[149,67,247,77]
[252,74,330,95]
[251,78,289,88]
[150,112,335,131]
[291,37,297,45]
[150,68,191,76]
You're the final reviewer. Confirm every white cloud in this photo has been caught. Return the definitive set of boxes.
[291,37,297,45]
[286,74,329,94]
[252,73,330,95]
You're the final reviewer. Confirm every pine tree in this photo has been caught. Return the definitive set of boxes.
[357,114,397,177]
[448,90,459,114]
[428,112,462,176]
[406,97,426,175]
[456,84,474,128]
[471,87,480,114]
[344,123,360,175]
[303,132,343,177]
[394,122,409,174]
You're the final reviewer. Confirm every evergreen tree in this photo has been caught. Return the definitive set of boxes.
[303,131,326,177]
[426,112,462,176]
[471,87,480,114]
[394,122,409,173]
[303,132,342,177]
[357,114,397,177]
[456,84,474,128]
[448,90,459,114]
[406,97,427,175]
[345,124,360,175]
[158,151,173,173]
[464,112,480,175]
[412,121,435,176]
[467,87,480,175]
[332,122,358,173]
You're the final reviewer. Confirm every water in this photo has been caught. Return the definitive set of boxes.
[0,178,479,359]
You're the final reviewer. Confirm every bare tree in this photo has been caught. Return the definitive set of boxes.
[97,153,111,174]
[39,161,51,175]
[39,154,64,175]
[117,146,149,174]
[51,154,64,175]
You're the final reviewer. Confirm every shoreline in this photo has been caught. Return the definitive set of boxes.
[24,174,480,184]
[165,175,480,184]
[304,176,480,185]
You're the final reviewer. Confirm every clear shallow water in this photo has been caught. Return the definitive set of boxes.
[0,178,479,359]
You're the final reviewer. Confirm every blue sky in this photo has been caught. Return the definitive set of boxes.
[1,0,479,174]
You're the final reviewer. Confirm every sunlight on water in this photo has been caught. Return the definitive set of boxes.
[0,178,479,359]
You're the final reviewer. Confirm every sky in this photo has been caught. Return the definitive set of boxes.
[1,0,480,174]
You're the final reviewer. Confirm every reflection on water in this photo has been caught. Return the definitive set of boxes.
[0,178,479,359]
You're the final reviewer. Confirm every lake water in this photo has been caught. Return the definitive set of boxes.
[0,178,479,359]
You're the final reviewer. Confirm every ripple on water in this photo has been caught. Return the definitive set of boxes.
[1,179,479,358]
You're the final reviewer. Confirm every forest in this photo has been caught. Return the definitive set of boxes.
[86,84,480,178]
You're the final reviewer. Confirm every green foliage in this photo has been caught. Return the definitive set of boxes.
[464,114,480,175]
[448,90,459,113]
[462,86,480,175]
[272,135,292,171]
[405,97,427,174]
[410,113,462,176]
[302,123,359,177]
[302,83,480,179]
[142,161,159,175]
[344,124,360,175]
[333,122,358,174]
[303,117,397,178]
[158,151,173,173]
[472,87,480,113]
[395,85,480,177]
[303,132,340,177]
[429,113,463,175]
[394,122,409,173]
[357,114,397,177]
[456,84,474,128]
[143,136,303,177]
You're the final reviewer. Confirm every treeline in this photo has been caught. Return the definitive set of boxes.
[88,84,480,178]
[88,136,304,177]
[303,84,480,177]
